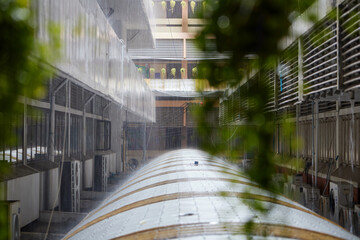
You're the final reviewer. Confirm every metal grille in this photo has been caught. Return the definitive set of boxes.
[239,83,248,121]
[278,42,299,109]
[262,67,276,112]
[232,88,241,122]
[299,120,312,158]
[156,107,184,127]
[340,0,360,91]
[70,83,83,111]
[54,111,66,161]
[70,114,82,159]
[94,96,109,117]
[86,117,94,155]
[339,114,360,166]
[1,113,23,164]
[84,89,94,114]
[55,82,67,107]
[26,108,49,161]
[302,11,338,97]
[128,39,184,60]
[318,101,336,113]
[300,101,313,116]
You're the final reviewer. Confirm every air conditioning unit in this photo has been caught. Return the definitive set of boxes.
[329,181,339,223]
[94,154,108,192]
[0,200,21,240]
[272,173,285,191]
[329,181,354,224]
[241,159,252,171]
[353,204,360,236]
[339,204,353,231]
[338,182,354,207]
[291,174,304,186]
[303,186,320,211]
[291,184,306,205]
[60,160,81,212]
[283,182,291,197]
[319,195,330,218]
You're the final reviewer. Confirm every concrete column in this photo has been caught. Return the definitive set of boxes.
[182,0,188,32]
[181,126,187,148]
[181,60,187,79]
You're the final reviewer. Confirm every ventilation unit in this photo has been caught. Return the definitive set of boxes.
[303,186,320,211]
[283,182,291,197]
[353,204,360,236]
[291,184,306,205]
[94,153,109,192]
[319,195,330,218]
[0,200,21,240]
[329,181,354,223]
[241,159,252,171]
[60,160,81,212]
[339,204,354,231]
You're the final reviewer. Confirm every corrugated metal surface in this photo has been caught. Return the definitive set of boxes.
[278,42,299,110]
[186,40,229,60]
[129,39,184,60]
[302,11,338,97]
[340,0,360,91]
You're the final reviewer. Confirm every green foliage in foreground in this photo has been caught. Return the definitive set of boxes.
[0,0,59,239]
[195,0,315,189]
[194,0,316,235]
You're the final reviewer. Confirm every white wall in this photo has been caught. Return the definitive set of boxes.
[7,173,40,227]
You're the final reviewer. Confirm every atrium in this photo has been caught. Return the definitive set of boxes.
[1,0,360,239]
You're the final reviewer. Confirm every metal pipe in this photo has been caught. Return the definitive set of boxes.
[49,78,68,162]
[315,100,319,187]
[82,94,96,156]
[311,101,315,186]
[143,122,146,165]
[296,103,300,173]
[336,97,340,168]
[67,81,71,157]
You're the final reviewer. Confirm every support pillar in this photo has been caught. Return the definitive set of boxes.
[67,82,71,158]
[311,101,315,186]
[296,104,300,173]
[82,94,95,156]
[143,122,147,164]
[336,97,340,168]
[315,100,319,187]
[23,99,28,165]
[49,79,68,162]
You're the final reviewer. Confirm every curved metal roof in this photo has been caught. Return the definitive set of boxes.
[65,149,358,239]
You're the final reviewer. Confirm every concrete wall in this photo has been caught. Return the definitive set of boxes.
[7,173,40,227]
